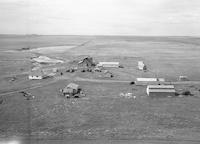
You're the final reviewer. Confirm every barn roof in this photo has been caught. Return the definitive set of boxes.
[137,78,157,82]
[99,62,119,65]
[148,89,176,93]
[78,56,93,64]
[147,85,174,89]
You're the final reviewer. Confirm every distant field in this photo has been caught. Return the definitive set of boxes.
[0,35,200,143]
[1,35,200,80]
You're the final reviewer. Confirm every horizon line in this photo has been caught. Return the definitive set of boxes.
[0,34,200,37]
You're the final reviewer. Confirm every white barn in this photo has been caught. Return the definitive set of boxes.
[97,62,120,68]
[147,85,175,97]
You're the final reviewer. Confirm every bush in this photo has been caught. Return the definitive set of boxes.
[181,90,192,96]
[129,81,135,85]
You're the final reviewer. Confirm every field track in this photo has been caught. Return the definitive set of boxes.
[1,75,200,96]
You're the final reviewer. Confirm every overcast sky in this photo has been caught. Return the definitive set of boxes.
[0,0,200,35]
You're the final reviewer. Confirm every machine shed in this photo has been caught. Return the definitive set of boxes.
[147,85,175,97]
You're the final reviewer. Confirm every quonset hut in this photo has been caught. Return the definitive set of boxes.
[146,85,175,97]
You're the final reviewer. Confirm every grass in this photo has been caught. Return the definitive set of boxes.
[0,35,200,143]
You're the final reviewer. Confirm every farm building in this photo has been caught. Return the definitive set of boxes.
[135,78,165,85]
[78,56,95,68]
[61,83,81,98]
[179,76,189,81]
[28,70,47,80]
[97,62,120,68]
[146,85,175,97]
[103,70,114,78]
[138,61,147,71]
[63,83,80,94]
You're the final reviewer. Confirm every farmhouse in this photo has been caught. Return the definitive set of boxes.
[146,85,175,97]
[135,78,165,85]
[28,70,47,80]
[63,83,80,94]
[61,83,81,98]
[138,61,147,71]
[97,62,120,68]
[78,56,95,68]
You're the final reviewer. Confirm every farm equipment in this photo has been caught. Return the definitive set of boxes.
[19,91,35,100]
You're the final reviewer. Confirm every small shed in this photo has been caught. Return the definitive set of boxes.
[28,70,47,80]
[97,62,120,68]
[78,56,95,68]
[138,61,147,71]
[147,85,175,97]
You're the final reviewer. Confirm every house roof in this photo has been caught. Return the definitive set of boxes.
[63,83,79,93]
[66,83,79,90]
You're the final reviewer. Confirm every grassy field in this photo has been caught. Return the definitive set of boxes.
[0,35,200,144]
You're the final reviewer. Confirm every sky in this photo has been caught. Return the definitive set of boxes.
[0,0,200,36]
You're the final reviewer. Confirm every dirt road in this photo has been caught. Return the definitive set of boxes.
[1,74,200,96]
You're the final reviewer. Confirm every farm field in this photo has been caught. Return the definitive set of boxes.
[0,35,200,144]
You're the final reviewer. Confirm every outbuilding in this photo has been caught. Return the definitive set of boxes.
[97,62,120,68]
[179,76,189,81]
[28,70,47,80]
[146,85,175,97]
[135,78,165,85]
[138,61,147,71]
[78,56,95,68]
[63,83,79,92]
[61,83,81,98]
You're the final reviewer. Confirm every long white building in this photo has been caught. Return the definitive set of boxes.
[135,78,165,85]
[147,85,175,97]
[97,62,120,68]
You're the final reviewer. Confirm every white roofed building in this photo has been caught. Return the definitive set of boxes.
[147,85,175,97]
[97,62,120,68]
[29,70,47,80]
[135,78,165,85]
